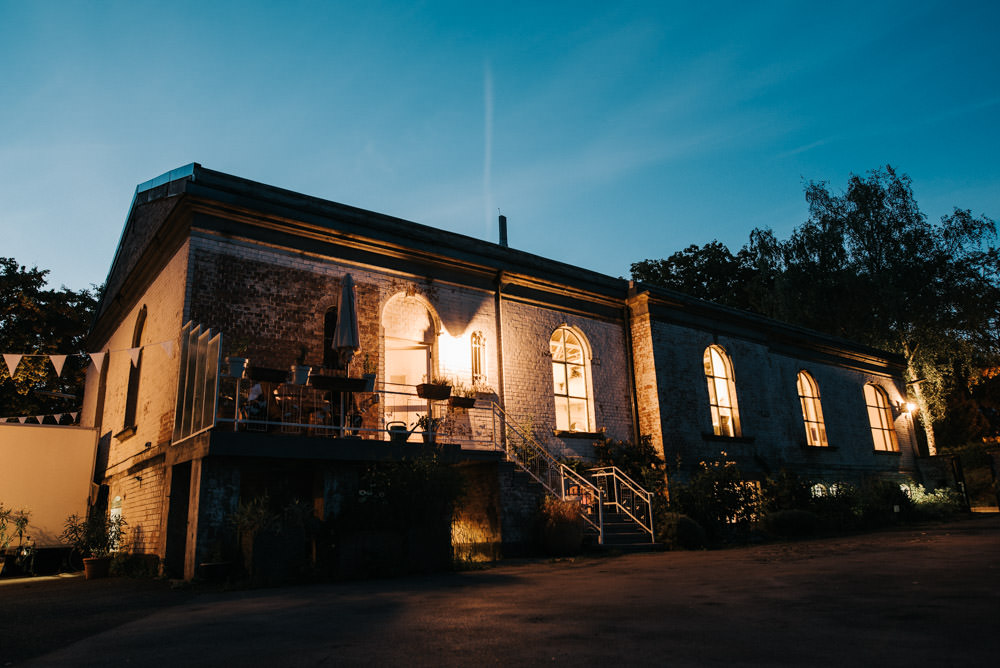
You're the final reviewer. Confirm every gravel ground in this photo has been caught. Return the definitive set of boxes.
[2,514,998,667]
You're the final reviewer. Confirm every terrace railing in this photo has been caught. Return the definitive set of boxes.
[589,466,655,542]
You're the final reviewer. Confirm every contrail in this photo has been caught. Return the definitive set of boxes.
[483,60,493,239]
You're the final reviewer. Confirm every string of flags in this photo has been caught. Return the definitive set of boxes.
[1,338,177,424]
[1,338,177,380]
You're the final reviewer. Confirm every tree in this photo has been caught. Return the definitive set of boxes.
[0,258,99,419]
[630,240,754,309]
[632,167,999,454]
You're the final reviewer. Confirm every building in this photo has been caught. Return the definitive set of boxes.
[81,164,919,578]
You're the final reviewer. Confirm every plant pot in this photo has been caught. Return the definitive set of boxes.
[308,375,369,392]
[291,365,311,385]
[247,366,289,383]
[448,396,476,409]
[83,556,112,580]
[227,357,248,378]
[416,383,451,400]
[422,432,437,444]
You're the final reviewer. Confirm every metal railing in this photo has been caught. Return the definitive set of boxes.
[589,466,655,542]
[490,403,604,542]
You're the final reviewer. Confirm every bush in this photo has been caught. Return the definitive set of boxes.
[538,497,585,557]
[110,553,160,578]
[763,509,819,538]
[669,455,760,544]
[906,483,964,520]
[658,512,706,550]
[857,478,912,528]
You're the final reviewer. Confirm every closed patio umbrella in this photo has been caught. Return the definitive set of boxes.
[332,273,360,369]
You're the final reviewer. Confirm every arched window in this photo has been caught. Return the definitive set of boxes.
[123,305,147,429]
[323,306,338,369]
[703,345,741,437]
[864,384,899,452]
[471,331,486,385]
[797,371,828,447]
[550,327,591,432]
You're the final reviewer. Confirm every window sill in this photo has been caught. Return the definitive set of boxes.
[554,428,605,440]
[701,433,755,444]
[873,449,901,456]
[114,425,137,442]
[800,443,839,451]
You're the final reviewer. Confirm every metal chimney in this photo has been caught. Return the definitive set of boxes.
[499,214,508,247]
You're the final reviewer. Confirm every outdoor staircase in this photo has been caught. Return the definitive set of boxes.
[490,404,656,549]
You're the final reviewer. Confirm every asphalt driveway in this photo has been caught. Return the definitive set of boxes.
[3,514,998,667]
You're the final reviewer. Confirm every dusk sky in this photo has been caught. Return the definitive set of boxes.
[2,1,998,292]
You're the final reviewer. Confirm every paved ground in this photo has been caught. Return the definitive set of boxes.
[2,515,998,667]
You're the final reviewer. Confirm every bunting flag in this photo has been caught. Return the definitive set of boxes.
[71,411,78,421]
[161,340,176,359]
[50,354,68,377]
[127,347,142,368]
[89,351,107,373]
[2,411,81,425]
[3,354,22,378]
[18,417,26,424]
[36,415,44,423]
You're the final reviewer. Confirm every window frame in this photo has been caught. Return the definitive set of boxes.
[703,345,742,438]
[550,326,593,433]
[797,370,829,447]
[864,383,899,452]
[471,331,486,385]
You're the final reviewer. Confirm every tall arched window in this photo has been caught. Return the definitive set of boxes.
[797,371,828,447]
[123,305,147,429]
[864,383,899,452]
[471,331,486,385]
[323,306,338,369]
[551,326,591,432]
[704,345,741,437]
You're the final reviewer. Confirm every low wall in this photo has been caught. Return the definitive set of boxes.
[0,424,97,548]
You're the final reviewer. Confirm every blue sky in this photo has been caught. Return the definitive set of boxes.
[2,1,998,292]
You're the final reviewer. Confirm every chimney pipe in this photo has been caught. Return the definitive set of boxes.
[499,214,508,248]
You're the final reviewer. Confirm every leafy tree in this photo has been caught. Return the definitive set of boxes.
[632,167,999,454]
[0,258,98,419]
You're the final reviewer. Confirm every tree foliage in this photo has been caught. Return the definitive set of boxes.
[0,258,98,418]
[631,167,1000,451]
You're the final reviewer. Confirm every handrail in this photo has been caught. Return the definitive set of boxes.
[589,465,655,542]
[490,403,604,542]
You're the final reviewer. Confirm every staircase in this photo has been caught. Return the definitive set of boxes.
[490,404,655,548]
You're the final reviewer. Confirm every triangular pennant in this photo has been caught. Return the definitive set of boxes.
[3,354,23,378]
[70,412,79,422]
[89,351,106,373]
[50,354,68,377]
[54,413,63,423]
[160,340,176,359]
[18,416,27,424]
[36,415,45,424]
[128,347,142,367]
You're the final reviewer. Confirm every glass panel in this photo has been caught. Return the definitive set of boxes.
[718,409,734,437]
[555,397,570,431]
[706,377,717,405]
[714,377,731,408]
[567,364,586,397]
[564,332,583,364]
[710,348,726,377]
[703,350,714,375]
[568,398,589,431]
[552,363,565,395]
[550,330,565,362]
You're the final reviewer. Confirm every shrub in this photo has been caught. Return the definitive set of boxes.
[857,478,912,528]
[669,455,760,544]
[538,497,585,557]
[658,512,706,550]
[906,483,964,520]
[110,553,160,578]
[763,509,819,538]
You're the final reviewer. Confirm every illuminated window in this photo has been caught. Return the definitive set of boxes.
[123,305,146,429]
[471,331,486,385]
[864,384,899,452]
[703,345,741,437]
[551,327,591,432]
[797,371,828,446]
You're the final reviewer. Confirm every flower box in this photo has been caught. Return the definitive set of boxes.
[416,383,451,400]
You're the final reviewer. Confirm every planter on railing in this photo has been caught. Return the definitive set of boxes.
[308,375,370,392]
[416,383,451,400]
[448,396,476,409]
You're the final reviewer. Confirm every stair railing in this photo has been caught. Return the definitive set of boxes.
[491,403,603,542]
[589,466,655,542]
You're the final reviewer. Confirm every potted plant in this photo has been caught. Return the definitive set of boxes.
[361,354,377,392]
[227,338,250,378]
[416,375,452,400]
[0,504,30,576]
[448,380,477,408]
[291,346,311,385]
[416,413,444,444]
[61,510,127,579]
